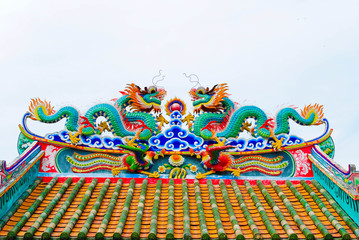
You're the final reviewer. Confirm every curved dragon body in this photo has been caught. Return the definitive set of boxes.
[84,102,154,140]
[34,106,79,132]
[194,103,271,139]
[28,84,166,140]
[218,105,269,138]
[190,84,324,140]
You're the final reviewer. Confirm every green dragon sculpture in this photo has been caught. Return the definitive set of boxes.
[189,83,324,141]
[28,84,166,141]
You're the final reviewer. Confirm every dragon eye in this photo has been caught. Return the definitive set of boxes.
[196,87,205,95]
[148,86,157,94]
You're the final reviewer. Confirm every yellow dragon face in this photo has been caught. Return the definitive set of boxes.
[189,83,229,113]
[125,83,167,113]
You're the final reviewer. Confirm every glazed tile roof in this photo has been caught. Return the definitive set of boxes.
[1,178,359,240]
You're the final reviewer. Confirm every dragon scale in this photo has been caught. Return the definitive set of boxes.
[34,106,79,132]
[193,98,271,139]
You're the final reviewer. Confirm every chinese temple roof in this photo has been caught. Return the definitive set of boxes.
[1,82,359,240]
[1,178,358,240]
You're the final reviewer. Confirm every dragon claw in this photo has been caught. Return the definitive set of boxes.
[271,138,283,151]
[214,137,226,146]
[196,172,206,179]
[225,168,241,177]
[196,170,215,179]
[125,136,138,147]
[240,121,252,133]
[112,167,127,176]
[69,132,81,145]
[182,114,194,126]
[98,121,110,133]
[149,171,160,178]
[157,114,168,127]
[140,171,160,178]
[231,168,241,177]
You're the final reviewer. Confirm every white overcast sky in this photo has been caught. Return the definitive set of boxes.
[0,1,358,169]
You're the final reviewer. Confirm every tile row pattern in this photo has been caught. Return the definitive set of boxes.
[0,178,42,230]
[1,178,359,240]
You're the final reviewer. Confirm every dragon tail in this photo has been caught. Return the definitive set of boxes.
[28,98,79,131]
[274,104,324,135]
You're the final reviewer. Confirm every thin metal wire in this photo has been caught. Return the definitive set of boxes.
[152,70,165,87]
[183,73,201,88]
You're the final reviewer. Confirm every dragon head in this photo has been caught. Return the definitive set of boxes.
[189,83,229,113]
[124,83,167,113]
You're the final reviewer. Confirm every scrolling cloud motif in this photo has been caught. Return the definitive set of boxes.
[149,111,204,151]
